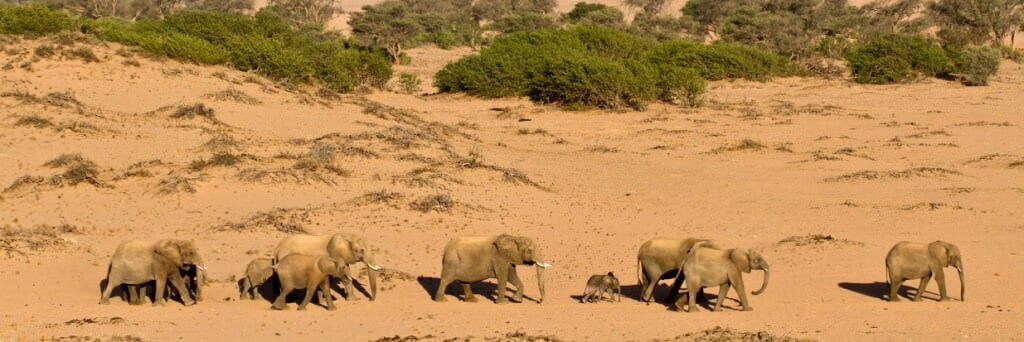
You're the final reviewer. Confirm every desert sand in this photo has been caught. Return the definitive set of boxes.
[1,36,1022,342]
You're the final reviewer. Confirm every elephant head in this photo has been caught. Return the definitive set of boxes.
[494,234,551,302]
[929,241,964,301]
[316,257,349,279]
[327,234,381,300]
[729,249,770,295]
[155,240,205,271]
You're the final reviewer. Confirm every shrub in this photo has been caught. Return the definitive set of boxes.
[487,12,559,34]
[950,45,1000,86]
[647,40,797,81]
[928,0,1024,47]
[562,3,625,28]
[0,4,74,35]
[845,34,954,84]
[396,72,422,94]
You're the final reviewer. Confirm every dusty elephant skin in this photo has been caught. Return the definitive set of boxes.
[98,239,205,306]
[885,241,965,302]
[240,257,275,300]
[581,272,621,303]
[676,242,770,312]
[273,233,381,301]
[271,254,349,311]
[637,238,718,304]
[434,234,550,304]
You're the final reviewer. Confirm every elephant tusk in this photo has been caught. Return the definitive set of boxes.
[197,265,207,271]
[536,262,552,268]
[367,264,382,271]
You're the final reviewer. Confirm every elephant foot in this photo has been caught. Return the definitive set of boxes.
[912,297,923,302]
[152,301,166,307]
[742,306,754,312]
[345,296,358,302]
[98,299,110,305]
[271,304,289,311]
[433,296,447,302]
[513,295,524,303]
[465,296,480,303]
[327,306,337,311]
[494,298,508,305]
[686,308,699,313]
[939,297,951,302]
[297,305,307,311]
[713,307,723,312]
[889,297,901,302]
[183,301,196,307]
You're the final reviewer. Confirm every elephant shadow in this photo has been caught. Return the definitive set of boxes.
[837,281,938,301]
[235,275,281,304]
[420,277,529,303]
[618,284,710,310]
[97,279,190,305]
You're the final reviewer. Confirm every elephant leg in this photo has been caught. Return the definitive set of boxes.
[664,270,684,302]
[153,276,168,306]
[461,283,478,303]
[684,279,699,312]
[99,275,122,305]
[640,267,658,303]
[434,273,453,302]
[508,268,525,302]
[167,272,194,306]
[714,283,730,312]
[272,286,292,310]
[322,280,337,311]
[125,285,137,305]
[298,285,317,311]
[495,266,510,304]
[913,276,930,302]
[342,274,357,301]
[889,275,903,302]
[240,279,251,300]
[934,268,949,301]
[731,275,752,311]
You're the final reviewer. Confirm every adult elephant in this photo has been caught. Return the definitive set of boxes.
[433,234,551,304]
[637,237,717,303]
[273,233,382,301]
[886,240,964,302]
[99,239,205,306]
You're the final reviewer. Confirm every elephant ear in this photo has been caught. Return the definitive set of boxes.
[317,257,338,276]
[327,234,355,262]
[155,240,184,268]
[494,234,523,264]
[730,249,752,273]
[928,241,951,266]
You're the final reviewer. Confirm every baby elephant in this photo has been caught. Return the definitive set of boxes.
[240,258,275,300]
[272,254,349,311]
[886,241,964,302]
[581,272,621,303]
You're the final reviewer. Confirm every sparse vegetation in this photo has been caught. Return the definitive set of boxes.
[189,152,243,171]
[1,224,81,258]
[357,189,406,205]
[584,145,619,153]
[204,89,261,105]
[68,46,100,62]
[709,139,767,153]
[171,103,218,122]
[214,207,311,234]
[155,175,199,194]
[825,167,962,181]
[14,115,54,128]
[409,193,454,213]
[396,72,422,94]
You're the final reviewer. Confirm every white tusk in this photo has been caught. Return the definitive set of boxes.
[367,264,382,271]
[536,262,552,268]
[197,265,207,271]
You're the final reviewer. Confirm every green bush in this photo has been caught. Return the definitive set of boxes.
[845,34,954,84]
[562,2,625,28]
[0,4,74,35]
[950,45,1000,86]
[487,13,559,34]
[436,26,787,110]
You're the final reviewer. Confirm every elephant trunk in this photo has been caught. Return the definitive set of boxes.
[752,266,769,295]
[536,263,546,303]
[956,262,965,301]
[364,255,380,301]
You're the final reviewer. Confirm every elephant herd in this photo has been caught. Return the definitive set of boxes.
[98,233,965,312]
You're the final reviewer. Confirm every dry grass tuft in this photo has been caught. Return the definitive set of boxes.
[516,128,550,136]
[37,154,104,187]
[201,134,240,152]
[652,326,812,342]
[825,167,962,182]
[355,189,405,206]
[954,121,1013,127]
[3,175,47,193]
[777,234,863,247]
[1,224,82,258]
[114,160,162,180]
[155,175,199,195]
[189,152,244,171]
[584,145,619,153]
[293,143,351,177]
[455,148,485,168]
[392,167,463,188]
[43,91,81,107]
[395,153,441,165]
[409,193,454,213]
[1010,160,1024,169]
[709,139,766,154]
[14,115,54,128]
[237,167,308,184]
[67,46,100,63]
[904,130,951,139]
[170,103,218,123]
[214,208,311,234]
[204,89,262,105]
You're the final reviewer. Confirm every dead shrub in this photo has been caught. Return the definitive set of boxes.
[392,167,462,188]
[409,193,453,213]
[155,175,198,195]
[44,91,81,107]
[1,224,82,258]
[455,148,484,168]
[825,167,962,182]
[584,145,620,153]
[14,115,54,128]
[214,208,311,234]
[204,89,262,105]
[293,143,351,177]
[189,152,243,171]
[776,234,863,247]
[356,189,405,206]
[652,326,811,342]
[201,134,240,152]
[171,103,218,122]
[709,139,766,154]
[67,47,100,63]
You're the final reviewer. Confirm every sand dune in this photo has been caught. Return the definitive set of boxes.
[1,36,1023,341]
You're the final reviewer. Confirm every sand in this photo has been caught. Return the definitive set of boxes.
[0,36,1022,342]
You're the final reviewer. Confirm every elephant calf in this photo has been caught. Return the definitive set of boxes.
[581,272,621,303]
[886,241,964,302]
[272,254,349,311]
[240,257,275,300]
[675,243,769,312]
[434,234,550,304]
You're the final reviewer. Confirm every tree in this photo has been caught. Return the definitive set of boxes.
[862,0,930,33]
[349,2,420,64]
[562,2,625,28]
[267,0,340,26]
[929,0,1024,47]
[623,0,668,16]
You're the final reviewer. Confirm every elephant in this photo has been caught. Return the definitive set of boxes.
[123,265,206,305]
[581,272,621,303]
[637,238,718,304]
[99,239,205,306]
[273,233,381,301]
[885,241,964,302]
[433,234,551,304]
[240,257,275,300]
[271,254,349,311]
[674,242,769,312]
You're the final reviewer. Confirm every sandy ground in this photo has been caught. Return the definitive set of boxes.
[1,36,1023,342]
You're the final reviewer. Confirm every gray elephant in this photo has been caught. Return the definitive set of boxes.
[273,233,382,301]
[637,237,717,303]
[885,241,964,302]
[434,234,551,304]
[240,257,275,300]
[272,254,349,311]
[99,239,205,306]
[675,242,769,312]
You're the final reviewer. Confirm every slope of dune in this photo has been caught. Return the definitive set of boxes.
[1,36,1023,341]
